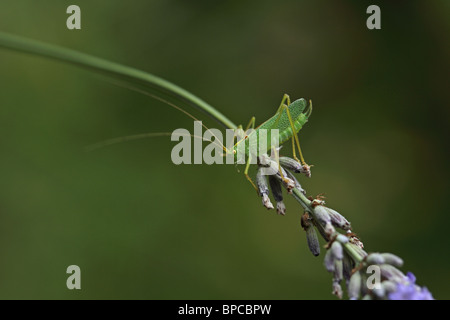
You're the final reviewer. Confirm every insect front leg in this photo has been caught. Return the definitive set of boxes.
[244,152,258,192]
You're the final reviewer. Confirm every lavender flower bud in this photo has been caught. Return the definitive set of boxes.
[334,260,343,283]
[360,275,369,297]
[380,264,405,282]
[268,175,286,215]
[256,168,273,210]
[330,241,343,260]
[381,253,404,268]
[381,280,397,294]
[261,195,273,209]
[348,271,362,300]
[305,224,321,257]
[278,157,311,177]
[332,281,343,299]
[279,157,302,173]
[313,206,335,236]
[366,253,386,265]
[324,207,351,231]
[324,241,343,272]
[268,175,282,202]
[342,253,354,283]
[336,234,349,244]
[301,213,321,257]
[324,249,335,272]
[276,202,286,215]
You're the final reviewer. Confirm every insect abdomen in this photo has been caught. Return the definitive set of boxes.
[278,113,308,144]
[257,98,310,145]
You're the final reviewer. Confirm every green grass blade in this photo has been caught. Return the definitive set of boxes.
[0,32,237,129]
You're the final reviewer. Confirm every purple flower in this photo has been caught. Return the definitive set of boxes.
[388,272,434,300]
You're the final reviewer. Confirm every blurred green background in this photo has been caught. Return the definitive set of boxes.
[0,0,449,299]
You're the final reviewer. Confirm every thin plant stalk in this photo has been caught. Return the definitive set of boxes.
[0,32,237,130]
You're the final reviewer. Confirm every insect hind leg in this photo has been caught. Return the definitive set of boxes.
[272,95,311,177]
[273,96,308,164]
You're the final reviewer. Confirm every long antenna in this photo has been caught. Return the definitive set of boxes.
[97,78,229,153]
[0,32,237,130]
